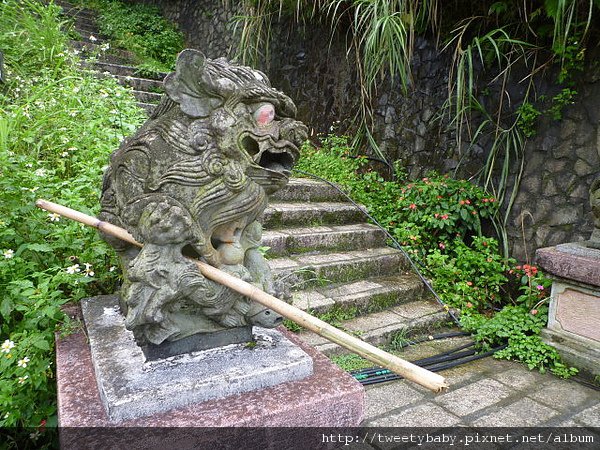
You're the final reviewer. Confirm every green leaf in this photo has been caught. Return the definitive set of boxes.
[0,297,14,319]
[26,243,54,253]
[32,338,50,351]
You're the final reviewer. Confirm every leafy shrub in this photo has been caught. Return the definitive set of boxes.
[426,237,511,311]
[0,0,145,436]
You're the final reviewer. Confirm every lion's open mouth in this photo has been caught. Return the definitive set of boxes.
[240,134,297,174]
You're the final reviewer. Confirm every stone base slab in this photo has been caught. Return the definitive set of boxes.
[536,243,600,287]
[80,295,314,422]
[56,302,365,430]
[542,328,600,379]
[548,282,600,342]
[537,244,600,380]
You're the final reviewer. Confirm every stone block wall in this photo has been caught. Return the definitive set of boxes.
[127,0,599,261]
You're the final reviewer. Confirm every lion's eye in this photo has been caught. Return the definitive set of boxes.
[254,104,275,126]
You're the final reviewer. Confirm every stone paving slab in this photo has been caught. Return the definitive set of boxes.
[362,355,600,427]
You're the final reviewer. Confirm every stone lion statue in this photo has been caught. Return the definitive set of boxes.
[99,50,307,352]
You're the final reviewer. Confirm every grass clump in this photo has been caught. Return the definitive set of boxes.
[0,0,145,439]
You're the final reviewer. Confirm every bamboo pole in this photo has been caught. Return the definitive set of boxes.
[36,199,449,393]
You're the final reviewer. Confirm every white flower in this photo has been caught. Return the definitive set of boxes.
[109,266,116,272]
[17,375,28,384]
[1,340,15,353]
[61,152,69,158]
[25,163,33,168]
[68,147,77,152]
[69,111,78,117]
[100,43,110,51]
[34,168,46,177]
[73,86,80,93]
[89,35,97,42]
[48,213,60,222]
[66,264,80,274]
[3,249,14,259]
[30,430,40,441]
[83,263,94,277]
[17,357,30,368]
[3,412,8,419]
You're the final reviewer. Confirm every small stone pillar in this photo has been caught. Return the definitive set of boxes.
[536,243,600,379]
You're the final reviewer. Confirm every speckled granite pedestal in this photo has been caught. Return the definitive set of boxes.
[56,300,365,449]
[536,243,600,379]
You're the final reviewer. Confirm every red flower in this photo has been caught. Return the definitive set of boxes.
[466,281,473,286]
[409,203,417,210]
[441,214,449,220]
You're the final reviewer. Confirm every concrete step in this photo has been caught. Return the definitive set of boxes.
[296,299,451,356]
[73,23,102,37]
[263,201,365,228]
[115,75,164,93]
[131,90,163,104]
[291,274,428,315]
[91,61,168,80]
[56,3,97,21]
[136,102,156,115]
[262,223,386,256]
[270,178,348,203]
[268,246,408,289]
[69,40,133,64]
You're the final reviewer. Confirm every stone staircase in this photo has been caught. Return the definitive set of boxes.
[266,179,451,355]
[56,0,452,356]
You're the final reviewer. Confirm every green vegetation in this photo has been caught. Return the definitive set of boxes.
[233,0,599,253]
[71,0,185,73]
[296,135,577,378]
[0,0,145,438]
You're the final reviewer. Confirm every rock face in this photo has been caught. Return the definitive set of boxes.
[99,49,308,349]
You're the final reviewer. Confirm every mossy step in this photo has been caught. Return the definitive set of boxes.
[56,3,97,21]
[90,61,167,80]
[268,246,409,289]
[136,102,156,115]
[262,223,386,256]
[291,273,428,315]
[270,178,348,203]
[115,75,164,93]
[71,17,101,32]
[263,201,364,228]
[131,89,162,104]
[296,299,453,356]
[69,40,133,64]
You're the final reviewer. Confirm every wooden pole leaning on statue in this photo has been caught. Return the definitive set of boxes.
[36,198,449,393]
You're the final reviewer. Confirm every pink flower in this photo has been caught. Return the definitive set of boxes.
[536,285,544,290]
[409,203,417,210]
[441,214,449,220]
[438,242,446,250]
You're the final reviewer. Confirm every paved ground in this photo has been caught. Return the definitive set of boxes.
[362,354,600,428]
